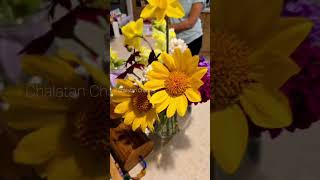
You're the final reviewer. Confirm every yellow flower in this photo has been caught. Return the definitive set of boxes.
[0,50,109,180]
[110,47,124,69]
[211,0,313,174]
[110,47,118,60]
[112,79,157,132]
[136,46,151,65]
[144,48,207,118]
[121,18,144,49]
[141,0,185,22]
[152,27,176,52]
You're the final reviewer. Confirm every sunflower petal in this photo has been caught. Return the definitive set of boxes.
[240,84,292,128]
[172,48,184,70]
[261,18,313,56]
[14,121,65,164]
[160,53,176,71]
[143,80,165,91]
[190,79,204,90]
[150,90,168,104]
[248,51,299,89]
[116,79,135,88]
[211,104,248,174]
[213,0,282,46]
[58,56,108,87]
[166,1,185,18]
[166,98,177,118]
[176,95,188,117]
[184,88,201,102]
[21,55,84,87]
[140,5,157,19]
[1,110,67,130]
[123,111,135,125]
[191,67,208,80]
[156,96,170,113]
[46,156,82,180]
[151,61,170,76]
[111,88,132,98]
[114,100,131,114]
[1,87,72,112]
[147,71,169,80]
[132,116,145,131]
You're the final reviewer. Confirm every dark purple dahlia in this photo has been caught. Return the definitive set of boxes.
[281,41,320,132]
[193,56,210,104]
[250,0,320,138]
[283,0,320,46]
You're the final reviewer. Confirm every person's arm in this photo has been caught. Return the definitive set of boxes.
[170,2,203,33]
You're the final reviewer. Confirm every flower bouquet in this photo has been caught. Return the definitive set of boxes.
[110,0,210,177]
[0,1,109,180]
[211,0,319,177]
[111,0,209,137]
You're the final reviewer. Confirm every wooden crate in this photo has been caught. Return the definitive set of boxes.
[110,123,154,172]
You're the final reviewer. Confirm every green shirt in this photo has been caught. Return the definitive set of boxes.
[170,0,205,44]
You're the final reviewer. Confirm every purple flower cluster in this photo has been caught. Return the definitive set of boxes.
[252,42,320,138]
[193,56,210,104]
[251,0,320,138]
[282,43,320,131]
[283,0,320,46]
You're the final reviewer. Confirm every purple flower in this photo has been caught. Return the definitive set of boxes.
[283,0,320,46]
[250,0,320,138]
[252,42,320,138]
[110,68,125,87]
[282,41,320,131]
[193,56,210,104]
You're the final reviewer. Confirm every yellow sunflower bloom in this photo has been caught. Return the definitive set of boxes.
[211,0,313,174]
[112,79,157,132]
[144,48,207,118]
[140,0,185,22]
[121,18,144,49]
[0,50,110,180]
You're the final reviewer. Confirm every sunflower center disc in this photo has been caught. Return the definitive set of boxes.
[72,89,109,155]
[165,71,189,97]
[132,90,152,113]
[211,31,253,111]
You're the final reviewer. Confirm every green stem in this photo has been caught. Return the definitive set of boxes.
[138,36,154,52]
[166,18,169,53]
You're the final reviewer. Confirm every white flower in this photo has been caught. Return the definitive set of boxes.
[127,64,153,83]
[169,38,187,54]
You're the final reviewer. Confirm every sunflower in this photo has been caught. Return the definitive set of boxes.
[144,48,208,118]
[121,18,144,49]
[0,50,111,180]
[140,0,185,22]
[112,79,157,132]
[211,0,313,174]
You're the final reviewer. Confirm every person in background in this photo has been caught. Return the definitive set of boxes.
[170,0,204,55]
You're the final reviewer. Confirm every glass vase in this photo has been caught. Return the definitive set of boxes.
[155,106,192,139]
[155,112,179,139]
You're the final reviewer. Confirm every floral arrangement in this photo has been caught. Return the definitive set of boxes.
[0,1,109,180]
[211,0,316,175]
[110,0,209,140]
[0,50,111,180]
[1,0,319,179]
[250,0,320,138]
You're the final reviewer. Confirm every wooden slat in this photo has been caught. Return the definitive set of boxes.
[110,155,123,180]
